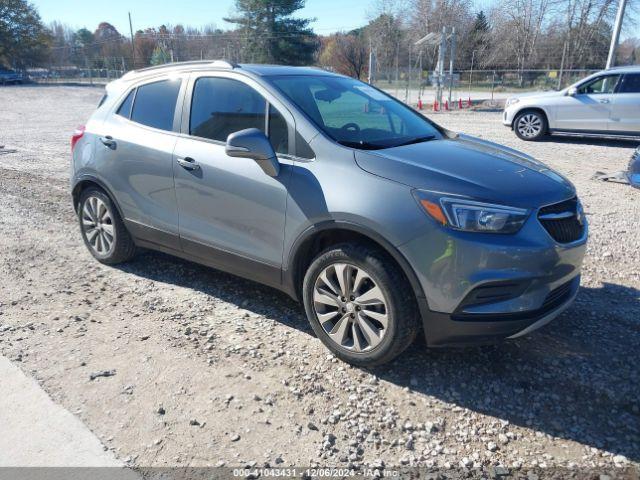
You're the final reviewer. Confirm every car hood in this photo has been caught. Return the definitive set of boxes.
[509,90,564,101]
[354,133,576,208]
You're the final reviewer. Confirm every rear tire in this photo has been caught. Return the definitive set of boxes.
[513,110,547,141]
[302,244,419,367]
[78,187,136,265]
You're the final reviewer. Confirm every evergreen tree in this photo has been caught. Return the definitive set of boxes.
[467,10,490,67]
[224,0,316,65]
[150,46,170,65]
[472,11,490,35]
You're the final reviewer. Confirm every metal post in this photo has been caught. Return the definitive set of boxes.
[448,27,456,105]
[606,0,627,69]
[491,70,496,102]
[395,42,400,98]
[468,50,475,99]
[368,38,374,84]
[406,43,411,103]
[437,27,447,107]
[418,51,423,100]
[557,41,567,90]
[128,12,136,70]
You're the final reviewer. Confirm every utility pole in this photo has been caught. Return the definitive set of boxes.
[448,27,456,105]
[557,41,567,90]
[128,12,136,70]
[606,0,627,69]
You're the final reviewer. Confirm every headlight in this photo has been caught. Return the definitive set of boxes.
[505,97,520,108]
[413,191,530,234]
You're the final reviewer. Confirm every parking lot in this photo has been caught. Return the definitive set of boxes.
[0,85,638,474]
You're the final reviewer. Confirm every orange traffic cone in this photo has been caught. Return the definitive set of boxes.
[417,98,423,110]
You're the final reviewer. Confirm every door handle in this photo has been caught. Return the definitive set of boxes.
[99,136,117,149]
[599,98,610,104]
[176,156,200,171]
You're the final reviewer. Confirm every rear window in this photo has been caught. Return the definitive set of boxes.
[130,79,182,131]
[619,73,640,93]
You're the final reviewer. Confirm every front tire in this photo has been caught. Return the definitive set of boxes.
[78,187,136,264]
[302,244,419,367]
[513,110,547,141]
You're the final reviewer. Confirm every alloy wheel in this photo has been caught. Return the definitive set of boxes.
[517,113,542,138]
[81,196,115,256]
[313,263,389,352]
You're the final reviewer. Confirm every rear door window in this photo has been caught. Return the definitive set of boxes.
[618,73,640,93]
[130,79,182,131]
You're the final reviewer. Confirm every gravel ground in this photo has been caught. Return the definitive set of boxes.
[0,85,639,477]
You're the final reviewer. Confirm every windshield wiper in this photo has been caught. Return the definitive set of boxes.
[337,140,386,150]
[392,135,436,147]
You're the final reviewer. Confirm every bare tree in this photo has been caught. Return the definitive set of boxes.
[319,33,368,78]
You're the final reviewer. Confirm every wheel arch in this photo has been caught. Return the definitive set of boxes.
[71,175,124,219]
[283,221,425,304]
[511,106,550,131]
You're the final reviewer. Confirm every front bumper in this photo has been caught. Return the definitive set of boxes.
[399,210,587,346]
[502,108,515,127]
[415,275,579,346]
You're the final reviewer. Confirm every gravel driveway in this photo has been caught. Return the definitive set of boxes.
[0,85,638,477]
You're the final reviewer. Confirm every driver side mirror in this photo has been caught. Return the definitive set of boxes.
[225,128,280,177]
[567,87,578,96]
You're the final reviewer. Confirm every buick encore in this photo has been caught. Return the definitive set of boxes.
[504,66,640,141]
[71,61,588,366]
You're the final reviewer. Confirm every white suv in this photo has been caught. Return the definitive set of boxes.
[503,66,640,141]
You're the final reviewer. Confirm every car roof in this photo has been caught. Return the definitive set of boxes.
[604,65,640,74]
[119,60,339,83]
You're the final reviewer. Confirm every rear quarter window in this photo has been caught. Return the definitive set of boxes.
[116,89,135,118]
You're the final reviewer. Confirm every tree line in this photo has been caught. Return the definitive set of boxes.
[1,0,638,77]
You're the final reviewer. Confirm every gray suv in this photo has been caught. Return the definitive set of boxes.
[71,61,588,366]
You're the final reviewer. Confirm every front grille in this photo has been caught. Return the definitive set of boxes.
[538,197,584,243]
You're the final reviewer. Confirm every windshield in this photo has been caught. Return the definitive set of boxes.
[269,75,442,150]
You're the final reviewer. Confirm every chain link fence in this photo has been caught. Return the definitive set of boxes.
[25,66,126,85]
[372,68,601,108]
[21,63,602,110]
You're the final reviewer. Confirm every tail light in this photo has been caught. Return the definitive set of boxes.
[71,125,86,151]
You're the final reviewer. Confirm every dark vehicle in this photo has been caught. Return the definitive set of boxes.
[0,69,25,85]
[71,61,588,366]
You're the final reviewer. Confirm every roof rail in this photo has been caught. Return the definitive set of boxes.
[122,59,238,79]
